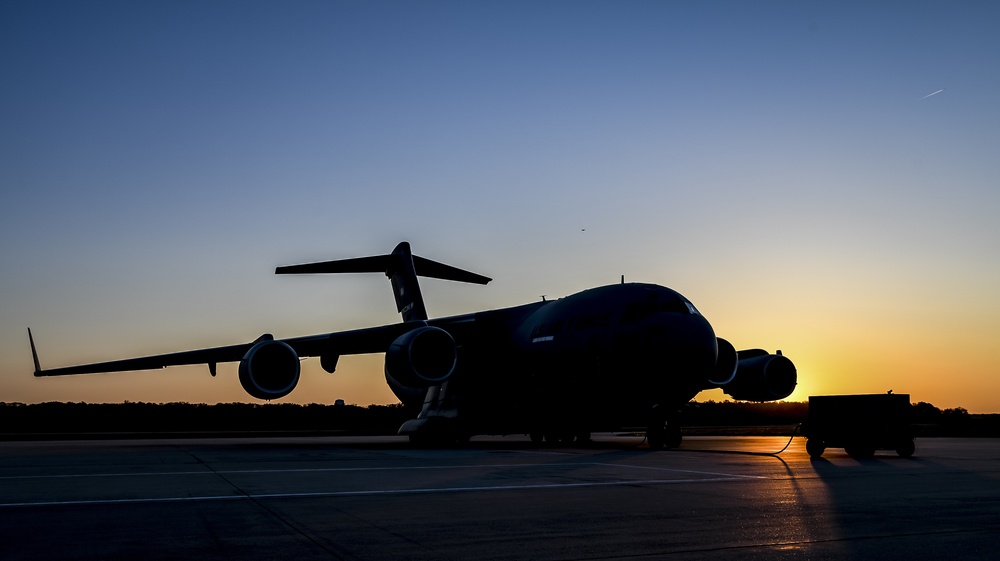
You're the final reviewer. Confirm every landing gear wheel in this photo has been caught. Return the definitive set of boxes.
[806,438,826,459]
[544,432,574,445]
[895,439,915,458]
[408,433,436,447]
[647,424,681,449]
[529,432,544,444]
[646,404,682,450]
[647,427,665,450]
[408,433,464,447]
[664,426,682,449]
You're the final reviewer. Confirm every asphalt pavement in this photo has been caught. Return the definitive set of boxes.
[1,434,997,560]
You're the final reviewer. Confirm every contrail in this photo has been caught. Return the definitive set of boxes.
[921,89,945,99]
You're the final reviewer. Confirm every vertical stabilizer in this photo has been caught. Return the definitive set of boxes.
[387,242,428,322]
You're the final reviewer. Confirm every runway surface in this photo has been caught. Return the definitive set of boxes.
[1,435,998,560]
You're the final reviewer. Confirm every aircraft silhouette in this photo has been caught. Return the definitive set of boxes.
[30,242,796,447]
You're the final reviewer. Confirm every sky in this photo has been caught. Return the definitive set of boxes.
[2,1,999,412]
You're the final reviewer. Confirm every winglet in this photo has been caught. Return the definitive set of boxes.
[28,328,42,376]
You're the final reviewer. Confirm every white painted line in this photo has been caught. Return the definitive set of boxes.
[0,463,561,480]
[0,476,753,508]
[0,461,761,480]
[590,462,766,479]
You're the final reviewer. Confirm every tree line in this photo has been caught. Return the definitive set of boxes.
[0,402,412,438]
[682,400,996,437]
[0,400,995,439]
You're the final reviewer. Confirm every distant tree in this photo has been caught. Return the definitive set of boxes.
[911,401,942,424]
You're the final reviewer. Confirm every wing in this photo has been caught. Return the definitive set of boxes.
[29,322,440,378]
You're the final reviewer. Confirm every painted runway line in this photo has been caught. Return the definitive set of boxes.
[1,476,757,508]
[0,461,766,480]
[0,461,765,508]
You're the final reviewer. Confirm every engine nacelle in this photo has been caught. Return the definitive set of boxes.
[705,337,739,386]
[721,349,797,402]
[238,339,301,400]
[384,326,457,399]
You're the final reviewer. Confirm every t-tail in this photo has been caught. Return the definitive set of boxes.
[275,242,492,322]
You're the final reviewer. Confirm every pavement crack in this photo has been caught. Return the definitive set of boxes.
[183,450,348,560]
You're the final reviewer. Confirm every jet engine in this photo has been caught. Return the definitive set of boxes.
[384,326,457,402]
[721,349,797,402]
[706,337,739,386]
[238,338,301,400]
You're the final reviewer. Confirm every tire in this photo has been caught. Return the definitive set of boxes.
[664,426,682,449]
[896,439,915,458]
[544,433,573,445]
[806,438,826,459]
[647,427,664,450]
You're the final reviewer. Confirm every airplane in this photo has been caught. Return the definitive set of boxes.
[29,241,796,447]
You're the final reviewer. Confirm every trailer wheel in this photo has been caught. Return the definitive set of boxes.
[806,438,826,458]
[895,439,915,458]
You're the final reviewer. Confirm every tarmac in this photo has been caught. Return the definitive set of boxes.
[1,434,998,560]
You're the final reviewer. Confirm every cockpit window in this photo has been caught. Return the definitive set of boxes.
[621,298,696,323]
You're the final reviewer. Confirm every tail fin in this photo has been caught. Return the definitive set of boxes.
[276,242,491,322]
[28,328,42,375]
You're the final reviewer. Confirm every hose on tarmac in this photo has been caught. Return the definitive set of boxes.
[638,424,802,456]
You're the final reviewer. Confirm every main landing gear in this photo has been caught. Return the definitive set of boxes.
[647,422,682,450]
[529,430,592,445]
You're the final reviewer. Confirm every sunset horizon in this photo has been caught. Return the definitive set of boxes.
[3,2,998,413]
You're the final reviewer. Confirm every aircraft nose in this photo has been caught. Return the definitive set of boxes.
[645,316,718,374]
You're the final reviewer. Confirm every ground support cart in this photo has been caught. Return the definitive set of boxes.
[803,393,915,459]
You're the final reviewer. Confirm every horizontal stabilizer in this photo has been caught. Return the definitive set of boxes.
[412,255,492,285]
[276,248,491,285]
[275,255,390,276]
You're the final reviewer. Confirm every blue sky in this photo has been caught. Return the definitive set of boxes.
[2,1,999,410]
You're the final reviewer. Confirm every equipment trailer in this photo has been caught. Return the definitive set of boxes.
[803,393,915,458]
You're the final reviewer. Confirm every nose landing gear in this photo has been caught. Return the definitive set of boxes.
[647,405,682,449]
